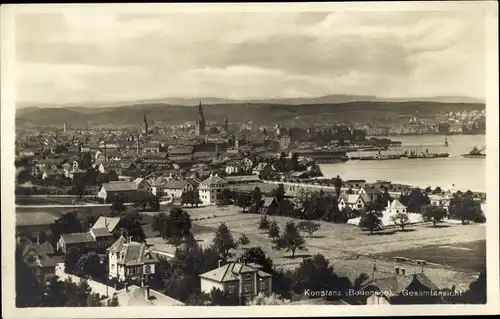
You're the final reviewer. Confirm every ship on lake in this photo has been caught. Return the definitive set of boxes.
[406,149,449,159]
[461,146,486,158]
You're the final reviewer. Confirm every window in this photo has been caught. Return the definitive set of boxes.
[396,210,399,213]
[228,284,236,294]
[145,265,151,273]
[243,283,252,293]
[357,204,362,209]
[111,264,115,271]
[244,274,252,281]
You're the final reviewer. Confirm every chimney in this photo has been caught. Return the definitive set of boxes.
[145,285,150,300]
[401,268,406,276]
[36,233,40,245]
[218,259,223,268]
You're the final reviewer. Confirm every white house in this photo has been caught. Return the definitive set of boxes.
[163,180,194,199]
[107,236,159,283]
[225,161,241,175]
[338,193,370,211]
[198,174,229,205]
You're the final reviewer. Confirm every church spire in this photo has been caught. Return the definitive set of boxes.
[143,113,149,134]
[196,100,205,136]
[224,113,229,132]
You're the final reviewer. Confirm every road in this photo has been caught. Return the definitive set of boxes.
[55,263,116,298]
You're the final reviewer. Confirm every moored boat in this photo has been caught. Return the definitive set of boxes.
[461,146,486,158]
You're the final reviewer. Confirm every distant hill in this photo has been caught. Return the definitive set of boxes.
[15,99,486,128]
[17,94,485,109]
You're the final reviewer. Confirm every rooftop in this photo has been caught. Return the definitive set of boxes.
[102,285,184,306]
[199,262,272,283]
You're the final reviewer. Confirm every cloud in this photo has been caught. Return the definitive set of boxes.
[14,9,487,104]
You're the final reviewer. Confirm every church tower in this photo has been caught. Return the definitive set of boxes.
[196,101,206,136]
[224,113,229,133]
[142,113,149,135]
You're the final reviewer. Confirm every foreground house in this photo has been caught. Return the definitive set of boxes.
[107,236,159,283]
[199,260,272,303]
[20,242,57,286]
[357,272,441,305]
[101,284,184,306]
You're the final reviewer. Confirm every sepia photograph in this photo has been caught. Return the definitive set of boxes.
[1,2,499,318]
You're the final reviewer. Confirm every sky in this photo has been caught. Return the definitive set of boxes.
[15,8,488,105]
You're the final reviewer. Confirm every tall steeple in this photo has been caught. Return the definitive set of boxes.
[196,100,206,136]
[224,113,229,133]
[142,113,149,135]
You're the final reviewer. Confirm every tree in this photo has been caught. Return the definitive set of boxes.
[422,205,448,227]
[159,243,220,303]
[462,269,486,304]
[450,193,482,225]
[247,293,291,305]
[292,254,352,299]
[50,211,83,242]
[40,277,102,307]
[250,186,264,213]
[236,193,252,213]
[390,212,410,231]
[237,234,251,248]
[153,208,192,243]
[83,214,98,231]
[271,183,286,203]
[241,247,274,274]
[208,287,239,306]
[110,196,127,215]
[276,221,306,258]
[258,216,270,233]
[289,152,300,171]
[359,203,383,234]
[212,223,237,261]
[181,190,202,207]
[77,252,104,279]
[297,220,321,237]
[64,247,83,275]
[333,175,343,203]
[120,212,145,242]
[268,220,281,242]
[107,295,119,307]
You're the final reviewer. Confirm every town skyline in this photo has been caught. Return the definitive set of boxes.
[16,9,487,106]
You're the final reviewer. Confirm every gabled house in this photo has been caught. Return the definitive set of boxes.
[357,272,441,305]
[163,180,194,200]
[198,174,229,205]
[107,236,159,283]
[97,179,151,203]
[338,193,370,211]
[101,284,184,306]
[56,229,115,254]
[42,167,66,180]
[21,244,57,286]
[199,260,272,304]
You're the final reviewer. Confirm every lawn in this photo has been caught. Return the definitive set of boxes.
[374,240,486,273]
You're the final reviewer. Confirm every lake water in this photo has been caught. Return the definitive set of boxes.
[320,134,486,192]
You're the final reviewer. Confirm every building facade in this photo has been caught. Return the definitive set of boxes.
[198,174,229,205]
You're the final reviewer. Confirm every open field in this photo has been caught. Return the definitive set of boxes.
[374,240,486,273]
[184,205,485,290]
